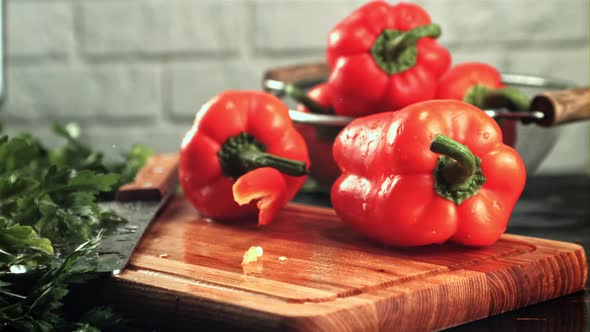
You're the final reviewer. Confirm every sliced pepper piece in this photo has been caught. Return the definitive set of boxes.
[179,91,309,225]
[331,100,526,247]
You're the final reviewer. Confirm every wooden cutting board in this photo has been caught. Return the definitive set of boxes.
[105,195,588,332]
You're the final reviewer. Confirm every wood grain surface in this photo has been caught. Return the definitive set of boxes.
[106,195,587,332]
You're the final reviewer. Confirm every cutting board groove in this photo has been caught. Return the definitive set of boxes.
[105,196,587,332]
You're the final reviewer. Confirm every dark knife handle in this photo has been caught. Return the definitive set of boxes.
[115,154,179,202]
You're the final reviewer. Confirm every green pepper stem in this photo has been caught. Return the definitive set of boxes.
[385,24,441,61]
[238,145,307,177]
[430,134,477,191]
[284,84,332,114]
[218,132,307,178]
[371,23,442,75]
[464,85,531,111]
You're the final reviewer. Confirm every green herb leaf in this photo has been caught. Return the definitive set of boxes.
[0,235,100,331]
[0,220,53,269]
[0,122,151,331]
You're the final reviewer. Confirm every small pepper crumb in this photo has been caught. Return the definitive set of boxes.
[242,246,264,265]
[278,256,287,262]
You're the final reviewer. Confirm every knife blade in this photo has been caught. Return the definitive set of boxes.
[96,153,178,274]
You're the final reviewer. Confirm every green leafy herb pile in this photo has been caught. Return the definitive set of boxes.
[1,123,153,331]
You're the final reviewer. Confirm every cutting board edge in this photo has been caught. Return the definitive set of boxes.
[106,269,488,331]
[108,241,587,332]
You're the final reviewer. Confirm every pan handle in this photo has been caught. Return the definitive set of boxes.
[531,87,590,127]
[115,154,179,202]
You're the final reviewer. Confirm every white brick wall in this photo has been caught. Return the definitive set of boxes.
[2,0,589,174]
[8,2,74,58]
[7,65,161,122]
[165,61,261,119]
[80,0,247,56]
[254,0,364,51]
[443,0,589,44]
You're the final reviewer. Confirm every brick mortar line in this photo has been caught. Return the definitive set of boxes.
[442,39,589,50]
[253,44,587,59]
[158,0,255,123]
[239,0,256,60]
[0,114,40,124]
[6,55,71,66]
[2,122,192,142]
[149,64,168,128]
[160,66,174,124]
[69,0,87,67]
[79,51,241,64]
[2,114,161,126]
[8,40,586,66]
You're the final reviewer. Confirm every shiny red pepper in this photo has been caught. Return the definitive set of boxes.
[179,91,309,226]
[436,62,530,147]
[287,83,341,187]
[331,100,526,247]
[326,1,451,117]
[437,62,502,99]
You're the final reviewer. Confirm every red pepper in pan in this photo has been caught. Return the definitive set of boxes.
[287,83,341,187]
[326,1,451,117]
[331,100,526,247]
[436,62,531,146]
[179,91,309,226]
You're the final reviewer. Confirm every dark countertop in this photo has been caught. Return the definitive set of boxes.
[293,174,590,332]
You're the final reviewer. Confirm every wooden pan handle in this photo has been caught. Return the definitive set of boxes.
[530,87,590,127]
[115,153,179,202]
[263,62,330,85]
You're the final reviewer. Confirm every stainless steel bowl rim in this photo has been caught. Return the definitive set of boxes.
[265,73,575,127]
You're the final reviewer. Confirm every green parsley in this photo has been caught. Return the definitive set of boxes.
[0,123,152,331]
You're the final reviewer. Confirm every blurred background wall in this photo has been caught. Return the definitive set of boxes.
[1,0,588,174]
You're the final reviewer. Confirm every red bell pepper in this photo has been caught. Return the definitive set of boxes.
[179,91,309,226]
[436,62,530,147]
[326,1,451,117]
[436,62,529,110]
[331,100,526,247]
[286,83,341,187]
[288,83,334,115]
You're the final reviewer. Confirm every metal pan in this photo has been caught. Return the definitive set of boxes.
[262,62,588,186]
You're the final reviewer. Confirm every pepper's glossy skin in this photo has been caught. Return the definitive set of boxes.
[179,91,309,225]
[326,1,451,117]
[331,100,526,247]
[436,62,517,146]
[294,84,341,186]
[436,62,504,100]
